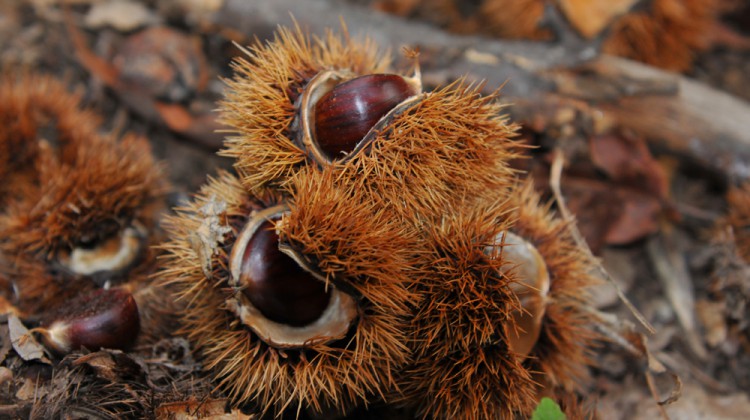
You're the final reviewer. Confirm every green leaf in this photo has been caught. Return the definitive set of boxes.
[531,397,567,420]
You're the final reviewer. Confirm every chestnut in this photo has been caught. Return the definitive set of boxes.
[228,205,357,348]
[485,231,550,359]
[32,288,140,354]
[238,217,331,326]
[313,74,419,158]
[297,71,422,164]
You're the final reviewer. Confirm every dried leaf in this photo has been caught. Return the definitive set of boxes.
[562,177,661,248]
[0,365,11,382]
[113,26,208,102]
[15,378,42,401]
[155,102,195,132]
[0,295,21,317]
[67,19,223,147]
[603,192,661,245]
[84,0,160,32]
[72,350,147,384]
[695,299,727,347]
[647,234,708,360]
[559,0,639,38]
[7,314,49,363]
[0,324,12,364]
[156,398,252,419]
[626,327,682,417]
[590,132,668,199]
[555,132,668,247]
[551,150,655,334]
[189,195,232,279]
[634,383,750,419]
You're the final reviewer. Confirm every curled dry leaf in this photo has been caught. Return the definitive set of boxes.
[633,382,750,419]
[7,314,49,363]
[71,350,147,384]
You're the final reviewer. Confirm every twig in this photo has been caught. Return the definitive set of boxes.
[550,149,656,334]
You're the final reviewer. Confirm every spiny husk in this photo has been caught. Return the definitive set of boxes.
[603,0,731,71]
[726,182,750,262]
[374,0,548,39]
[279,166,423,318]
[222,24,522,224]
[219,24,392,193]
[399,194,538,419]
[335,80,523,225]
[511,181,600,390]
[0,73,99,202]
[0,73,167,317]
[158,170,420,417]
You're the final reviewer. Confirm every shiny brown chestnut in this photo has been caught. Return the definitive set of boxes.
[297,71,422,164]
[228,205,357,348]
[313,74,419,158]
[32,288,140,354]
[238,216,331,326]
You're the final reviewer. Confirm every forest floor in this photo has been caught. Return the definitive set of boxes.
[1,0,749,418]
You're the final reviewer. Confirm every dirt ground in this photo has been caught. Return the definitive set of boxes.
[0,0,749,418]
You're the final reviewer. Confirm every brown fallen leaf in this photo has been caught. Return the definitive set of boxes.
[604,192,662,245]
[561,177,662,249]
[726,183,750,262]
[72,350,147,384]
[590,131,668,199]
[15,378,45,402]
[633,382,750,419]
[156,398,253,419]
[558,0,639,38]
[112,26,208,102]
[695,298,728,348]
[0,324,13,364]
[67,17,224,148]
